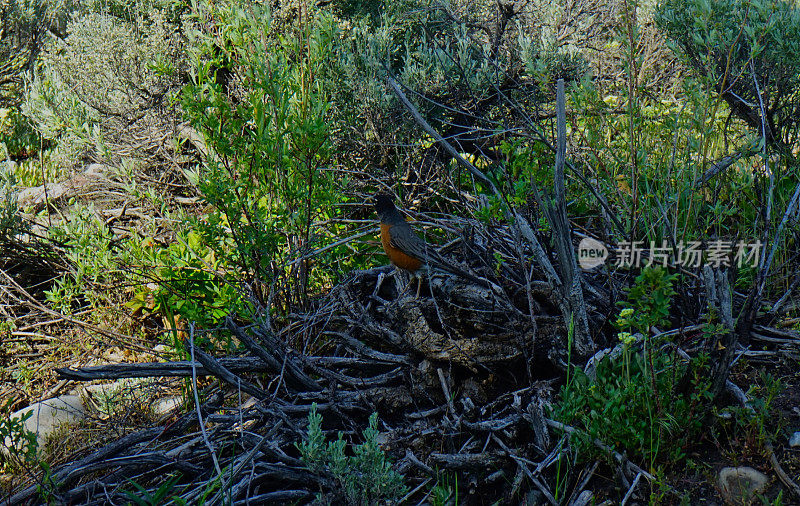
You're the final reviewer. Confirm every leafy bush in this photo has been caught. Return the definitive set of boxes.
[0,107,42,166]
[45,205,120,313]
[323,0,595,189]
[23,3,185,171]
[0,0,60,171]
[656,0,800,300]
[553,348,710,467]
[126,230,245,336]
[617,267,679,334]
[0,0,66,109]
[182,2,338,308]
[657,0,800,155]
[298,404,407,504]
[0,167,24,236]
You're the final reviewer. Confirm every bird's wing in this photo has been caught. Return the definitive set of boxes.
[390,222,489,286]
[388,222,430,261]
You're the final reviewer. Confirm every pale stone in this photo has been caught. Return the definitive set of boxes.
[718,466,769,505]
[5,396,86,453]
[152,396,183,416]
[83,163,108,176]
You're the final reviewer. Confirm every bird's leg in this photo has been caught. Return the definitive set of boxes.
[415,273,422,298]
[395,268,413,297]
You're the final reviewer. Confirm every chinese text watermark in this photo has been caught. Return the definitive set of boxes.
[577,238,762,270]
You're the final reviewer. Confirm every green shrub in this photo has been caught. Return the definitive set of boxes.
[127,229,245,337]
[553,347,710,467]
[22,3,185,171]
[617,267,679,334]
[657,0,800,155]
[428,472,457,506]
[0,167,24,236]
[0,0,67,108]
[45,205,120,313]
[297,404,407,504]
[42,199,241,344]
[182,2,339,308]
[656,0,800,298]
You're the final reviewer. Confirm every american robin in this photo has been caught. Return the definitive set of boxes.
[373,193,488,288]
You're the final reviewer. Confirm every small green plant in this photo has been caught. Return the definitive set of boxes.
[127,229,246,338]
[45,205,119,313]
[0,167,25,236]
[123,474,186,506]
[617,267,679,335]
[297,404,407,505]
[0,403,38,472]
[750,373,784,446]
[43,202,240,347]
[759,490,784,505]
[721,371,783,455]
[35,462,57,504]
[0,107,42,169]
[554,316,575,502]
[552,267,711,472]
[428,471,457,506]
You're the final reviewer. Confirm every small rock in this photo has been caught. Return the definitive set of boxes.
[790,431,800,448]
[16,183,65,210]
[718,466,769,505]
[83,163,108,176]
[152,396,183,416]
[6,396,86,453]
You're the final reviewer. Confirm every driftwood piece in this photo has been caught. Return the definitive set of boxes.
[427,452,506,470]
[328,267,567,373]
[185,338,268,399]
[54,357,270,380]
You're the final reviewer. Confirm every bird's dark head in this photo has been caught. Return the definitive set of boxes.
[373,193,397,219]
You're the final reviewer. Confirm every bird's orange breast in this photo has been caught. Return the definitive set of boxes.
[380,223,422,271]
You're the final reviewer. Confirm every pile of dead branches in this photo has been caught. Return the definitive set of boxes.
[8,251,800,504]
[6,253,600,504]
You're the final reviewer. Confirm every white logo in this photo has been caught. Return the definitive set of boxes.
[578,237,608,270]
